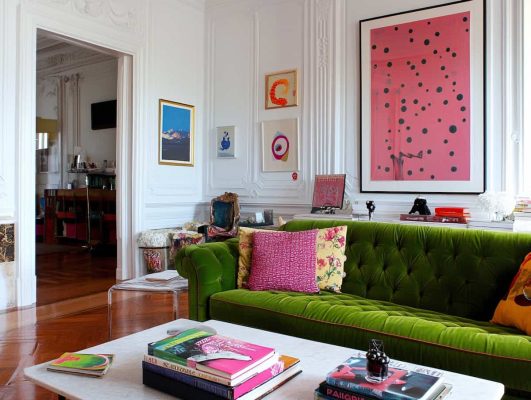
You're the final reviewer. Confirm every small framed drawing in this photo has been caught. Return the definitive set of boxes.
[216,126,236,158]
[265,69,298,109]
[158,99,195,166]
[311,174,346,212]
[359,0,484,193]
[261,118,299,172]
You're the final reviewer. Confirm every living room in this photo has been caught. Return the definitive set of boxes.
[0,0,530,399]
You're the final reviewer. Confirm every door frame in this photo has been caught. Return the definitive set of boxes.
[16,4,145,307]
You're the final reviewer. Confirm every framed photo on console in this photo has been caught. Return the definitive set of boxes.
[158,99,195,166]
[311,174,346,212]
[359,0,485,193]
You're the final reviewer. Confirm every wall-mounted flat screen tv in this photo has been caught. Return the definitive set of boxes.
[91,99,117,130]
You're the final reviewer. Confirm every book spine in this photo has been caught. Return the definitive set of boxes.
[143,355,231,386]
[319,382,377,400]
[143,367,224,400]
[142,362,233,399]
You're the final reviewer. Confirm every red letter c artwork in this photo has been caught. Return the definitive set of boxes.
[269,78,289,106]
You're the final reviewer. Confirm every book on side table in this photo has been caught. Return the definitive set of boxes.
[47,353,114,377]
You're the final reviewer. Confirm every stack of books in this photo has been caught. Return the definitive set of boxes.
[142,328,301,400]
[400,207,470,224]
[47,352,114,377]
[314,356,449,400]
[514,197,531,213]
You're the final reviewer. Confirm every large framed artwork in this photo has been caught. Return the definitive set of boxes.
[360,0,485,193]
[261,118,299,172]
[158,99,195,166]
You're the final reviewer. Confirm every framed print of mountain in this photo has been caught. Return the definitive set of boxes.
[158,99,195,166]
[359,0,485,193]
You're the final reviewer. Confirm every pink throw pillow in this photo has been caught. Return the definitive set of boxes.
[248,230,319,293]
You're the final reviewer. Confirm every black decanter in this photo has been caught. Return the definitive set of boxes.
[365,339,390,383]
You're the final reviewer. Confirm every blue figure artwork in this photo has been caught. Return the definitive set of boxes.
[220,131,231,151]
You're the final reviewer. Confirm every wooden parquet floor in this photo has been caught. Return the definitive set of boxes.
[0,292,188,400]
[1,248,188,399]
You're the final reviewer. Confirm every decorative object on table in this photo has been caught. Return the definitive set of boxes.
[335,199,353,215]
[216,126,236,158]
[47,353,114,377]
[265,69,298,109]
[366,200,375,220]
[143,249,164,273]
[261,118,299,172]
[158,99,194,166]
[137,228,187,272]
[408,197,431,215]
[359,0,485,193]
[365,339,390,383]
[203,192,240,241]
[311,174,346,214]
[477,192,516,221]
[263,209,274,225]
[324,356,442,400]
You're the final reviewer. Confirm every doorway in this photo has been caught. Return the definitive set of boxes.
[16,15,140,308]
[35,31,118,305]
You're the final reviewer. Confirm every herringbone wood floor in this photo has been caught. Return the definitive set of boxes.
[0,249,188,399]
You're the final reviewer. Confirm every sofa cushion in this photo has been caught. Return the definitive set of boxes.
[210,289,531,393]
[316,226,348,292]
[248,230,319,293]
[491,252,531,335]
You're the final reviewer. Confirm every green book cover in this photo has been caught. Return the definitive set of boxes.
[148,329,213,366]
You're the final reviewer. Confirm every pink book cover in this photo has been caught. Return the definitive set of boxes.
[232,355,299,399]
[185,334,276,379]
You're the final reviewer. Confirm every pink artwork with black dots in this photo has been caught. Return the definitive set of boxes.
[370,12,470,181]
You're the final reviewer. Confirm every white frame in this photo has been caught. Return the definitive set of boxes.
[216,125,236,158]
[360,0,485,193]
[261,118,300,172]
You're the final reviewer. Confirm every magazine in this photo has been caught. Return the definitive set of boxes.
[47,353,114,377]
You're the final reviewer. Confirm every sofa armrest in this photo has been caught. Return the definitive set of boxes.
[175,238,239,321]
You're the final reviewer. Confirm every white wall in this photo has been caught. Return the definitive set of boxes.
[204,0,510,219]
[0,0,206,310]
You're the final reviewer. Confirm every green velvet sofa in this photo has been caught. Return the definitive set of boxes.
[175,220,531,398]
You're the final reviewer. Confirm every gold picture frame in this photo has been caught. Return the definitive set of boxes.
[265,69,298,109]
[158,99,195,166]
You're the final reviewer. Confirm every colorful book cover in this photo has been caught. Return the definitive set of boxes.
[142,355,299,399]
[148,328,276,379]
[326,357,441,400]
[47,353,114,376]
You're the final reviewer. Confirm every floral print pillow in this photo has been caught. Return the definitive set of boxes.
[316,226,348,292]
[237,227,264,288]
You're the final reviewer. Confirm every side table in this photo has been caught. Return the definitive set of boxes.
[107,270,188,339]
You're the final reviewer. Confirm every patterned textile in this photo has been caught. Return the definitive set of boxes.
[491,252,531,335]
[137,228,181,248]
[316,226,348,292]
[170,231,205,261]
[248,230,319,293]
[237,227,265,289]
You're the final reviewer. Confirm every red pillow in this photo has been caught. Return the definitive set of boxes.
[248,230,319,293]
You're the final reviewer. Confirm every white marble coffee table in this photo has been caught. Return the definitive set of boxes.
[24,319,504,400]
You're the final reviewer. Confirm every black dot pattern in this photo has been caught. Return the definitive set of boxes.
[370,10,471,181]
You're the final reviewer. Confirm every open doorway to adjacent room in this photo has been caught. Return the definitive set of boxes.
[35,30,119,306]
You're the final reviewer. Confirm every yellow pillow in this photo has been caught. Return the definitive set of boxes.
[491,252,531,335]
[237,226,348,292]
[316,226,348,292]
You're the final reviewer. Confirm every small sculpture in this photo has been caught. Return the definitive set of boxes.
[366,201,376,221]
[408,197,431,215]
[365,339,390,383]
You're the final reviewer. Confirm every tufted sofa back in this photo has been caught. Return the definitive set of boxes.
[281,220,531,321]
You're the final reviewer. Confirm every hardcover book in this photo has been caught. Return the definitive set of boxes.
[143,354,280,387]
[143,359,302,400]
[142,355,299,400]
[399,214,468,224]
[47,353,114,377]
[148,328,276,379]
[326,357,442,400]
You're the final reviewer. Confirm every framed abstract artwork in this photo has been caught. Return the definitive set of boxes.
[311,174,346,211]
[360,0,485,193]
[261,118,299,172]
[216,126,236,158]
[265,69,298,109]
[158,99,195,166]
